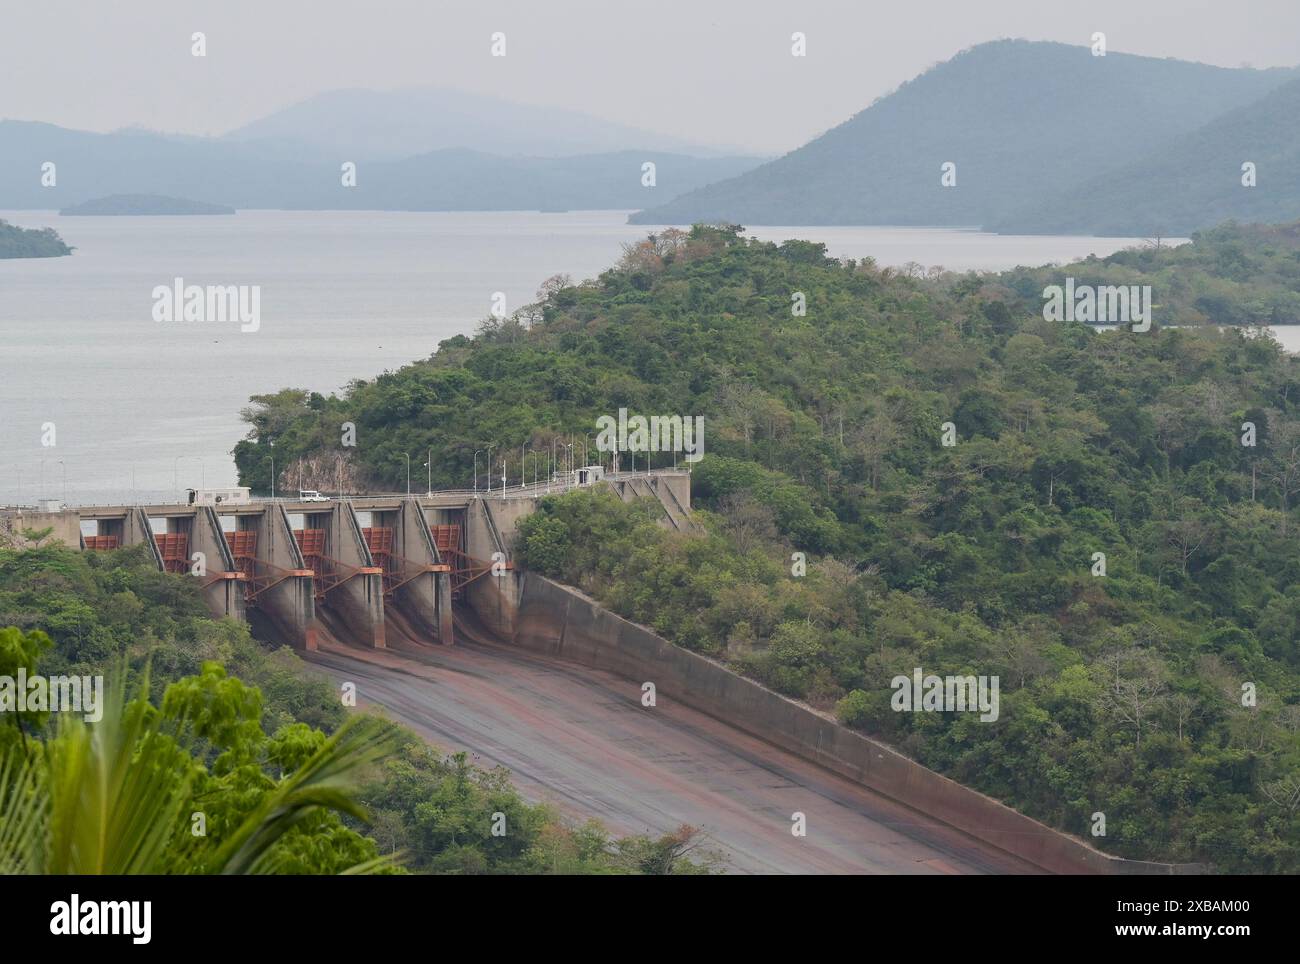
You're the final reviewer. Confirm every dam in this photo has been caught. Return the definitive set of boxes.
[2,469,693,654]
[0,467,1198,874]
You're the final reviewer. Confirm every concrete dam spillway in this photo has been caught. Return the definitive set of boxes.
[45,470,695,652]
[4,470,1198,874]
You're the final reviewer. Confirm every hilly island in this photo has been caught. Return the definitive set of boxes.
[59,193,236,215]
[0,219,71,258]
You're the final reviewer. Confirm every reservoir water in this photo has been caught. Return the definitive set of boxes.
[0,209,1219,504]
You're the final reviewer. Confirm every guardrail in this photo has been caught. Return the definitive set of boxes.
[23,469,691,511]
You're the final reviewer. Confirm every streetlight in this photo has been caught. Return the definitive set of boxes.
[473,449,484,494]
[402,453,411,496]
[566,444,574,485]
[486,445,495,494]
[520,444,526,490]
[424,447,433,497]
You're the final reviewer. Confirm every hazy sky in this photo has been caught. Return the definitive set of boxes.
[4,0,1299,153]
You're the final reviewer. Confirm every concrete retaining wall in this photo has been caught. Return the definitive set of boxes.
[392,498,451,644]
[191,506,245,622]
[466,499,519,639]
[313,502,385,649]
[254,505,317,651]
[510,572,1206,876]
[0,508,81,549]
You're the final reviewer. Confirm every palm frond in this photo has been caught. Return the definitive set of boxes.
[0,748,47,874]
[44,665,193,874]
[212,715,395,875]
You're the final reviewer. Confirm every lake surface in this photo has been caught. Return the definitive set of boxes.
[0,209,1220,505]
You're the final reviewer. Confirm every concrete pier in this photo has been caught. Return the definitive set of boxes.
[305,501,385,649]
[248,503,318,650]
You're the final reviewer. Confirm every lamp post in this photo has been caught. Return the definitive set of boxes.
[268,454,275,501]
[520,444,526,490]
[486,446,495,494]
[424,447,433,497]
[473,449,483,494]
[402,453,411,496]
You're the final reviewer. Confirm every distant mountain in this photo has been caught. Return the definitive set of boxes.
[0,219,71,258]
[987,76,1300,236]
[222,87,740,160]
[0,121,324,210]
[0,121,761,212]
[630,39,1297,229]
[59,194,235,216]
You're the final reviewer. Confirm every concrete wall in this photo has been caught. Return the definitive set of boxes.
[508,573,1206,876]
[0,508,81,549]
[465,499,520,639]
[482,497,536,552]
[389,498,451,644]
[252,505,317,651]
[124,507,164,569]
[610,474,692,531]
[317,502,385,649]
[654,471,691,512]
[191,506,245,622]
[465,473,695,637]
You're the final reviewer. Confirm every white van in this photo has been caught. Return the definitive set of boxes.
[187,487,252,506]
[298,490,330,502]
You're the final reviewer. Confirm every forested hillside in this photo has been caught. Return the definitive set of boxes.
[1002,221,1300,326]
[234,223,1300,870]
[988,77,1300,236]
